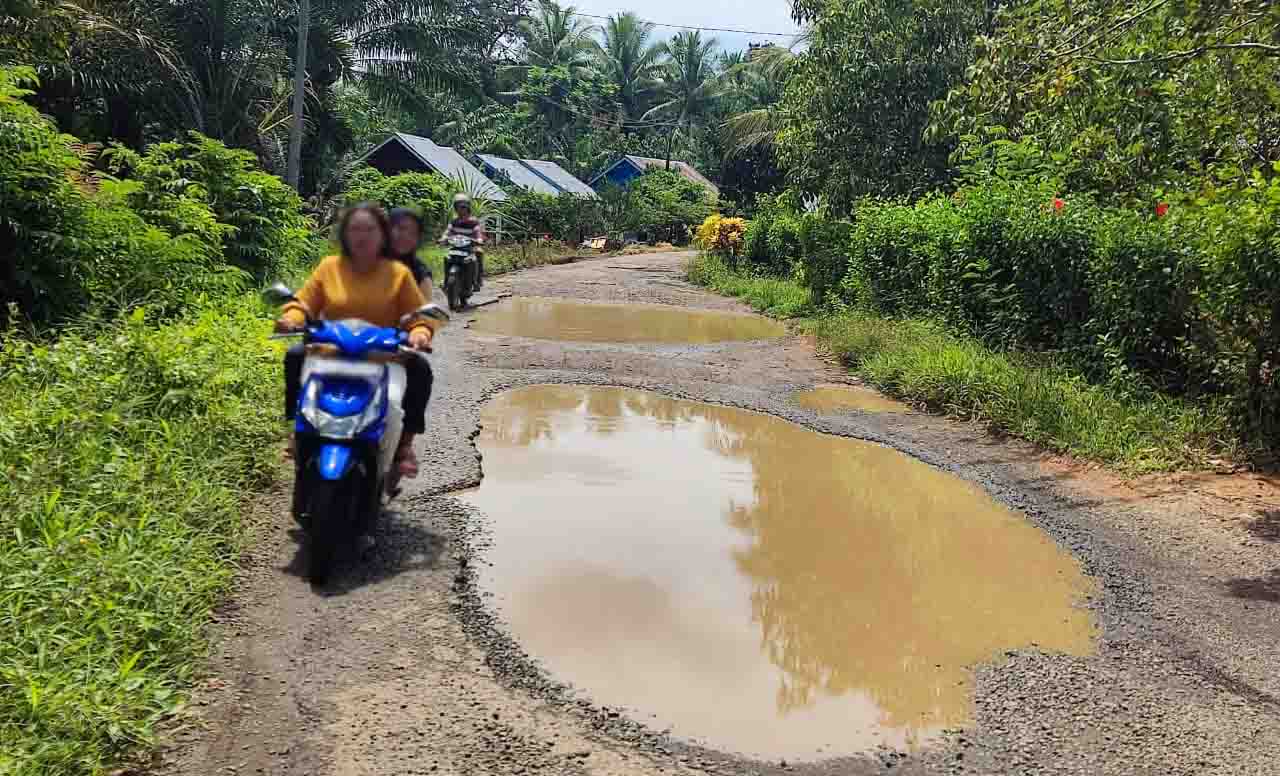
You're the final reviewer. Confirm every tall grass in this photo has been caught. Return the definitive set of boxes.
[687,254,1235,472]
[686,253,813,319]
[0,301,283,774]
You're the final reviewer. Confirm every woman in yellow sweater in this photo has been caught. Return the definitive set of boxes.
[276,203,435,478]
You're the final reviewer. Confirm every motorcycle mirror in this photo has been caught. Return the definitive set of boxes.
[262,283,296,305]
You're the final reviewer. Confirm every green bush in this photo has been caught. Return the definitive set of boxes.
[813,311,1231,471]
[0,68,314,325]
[505,189,605,244]
[1179,176,1280,441]
[742,208,772,267]
[0,302,282,774]
[740,193,801,274]
[343,166,453,233]
[821,174,1280,452]
[796,213,854,305]
[618,169,717,245]
[0,67,96,324]
[688,256,1235,471]
[103,135,314,281]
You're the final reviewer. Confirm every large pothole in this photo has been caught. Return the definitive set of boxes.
[462,385,1096,762]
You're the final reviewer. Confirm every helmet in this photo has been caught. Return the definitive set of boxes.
[452,192,472,208]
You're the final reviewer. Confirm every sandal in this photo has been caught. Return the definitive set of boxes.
[395,442,420,479]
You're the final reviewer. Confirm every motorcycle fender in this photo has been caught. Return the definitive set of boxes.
[317,444,356,481]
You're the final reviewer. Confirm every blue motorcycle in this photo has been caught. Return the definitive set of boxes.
[264,284,449,584]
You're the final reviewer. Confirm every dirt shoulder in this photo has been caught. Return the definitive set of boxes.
[155,250,1280,776]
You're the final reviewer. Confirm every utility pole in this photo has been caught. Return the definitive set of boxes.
[286,0,310,190]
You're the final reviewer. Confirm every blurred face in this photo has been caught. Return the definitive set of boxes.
[390,218,421,257]
[454,203,471,219]
[343,209,384,261]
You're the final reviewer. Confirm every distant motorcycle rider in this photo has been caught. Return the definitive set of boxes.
[439,192,486,293]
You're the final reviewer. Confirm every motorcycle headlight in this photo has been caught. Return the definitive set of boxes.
[301,381,387,439]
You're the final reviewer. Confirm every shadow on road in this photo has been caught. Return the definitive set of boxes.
[282,508,447,596]
[1225,568,1280,604]
[1245,509,1280,542]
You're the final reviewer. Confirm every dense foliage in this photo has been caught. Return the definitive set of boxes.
[0,304,282,775]
[342,167,453,229]
[0,54,315,771]
[709,173,1280,454]
[779,0,987,207]
[931,0,1280,197]
[504,189,606,243]
[0,68,312,326]
[3,0,797,210]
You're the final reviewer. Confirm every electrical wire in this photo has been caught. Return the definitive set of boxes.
[531,94,690,130]
[575,12,798,38]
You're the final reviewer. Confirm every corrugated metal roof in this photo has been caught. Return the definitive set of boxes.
[624,155,721,197]
[393,133,508,201]
[477,154,562,196]
[521,160,598,198]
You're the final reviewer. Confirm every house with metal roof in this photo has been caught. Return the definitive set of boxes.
[588,156,720,198]
[476,155,598,199]
[358,132,508,201]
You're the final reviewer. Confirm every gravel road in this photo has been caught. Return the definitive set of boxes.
[156,250,1280,776]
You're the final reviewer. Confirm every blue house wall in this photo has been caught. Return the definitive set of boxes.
[593,160,642,191]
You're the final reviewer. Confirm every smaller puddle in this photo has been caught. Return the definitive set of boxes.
[470,297,786,344]
[795,384,909,414]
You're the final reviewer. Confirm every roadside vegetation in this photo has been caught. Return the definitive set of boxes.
[4,0,1279,769]
[691,253,1230,472]
[684,0,1280,474]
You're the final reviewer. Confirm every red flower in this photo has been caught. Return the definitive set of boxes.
[1155,202,1169,218]
[1052,197,1066,212]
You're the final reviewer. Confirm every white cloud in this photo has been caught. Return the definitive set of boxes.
[567,0,800,53]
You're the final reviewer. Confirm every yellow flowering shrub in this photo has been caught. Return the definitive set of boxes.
[694,214,749,257]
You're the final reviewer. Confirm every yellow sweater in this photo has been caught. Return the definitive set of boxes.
[282,255,433,335]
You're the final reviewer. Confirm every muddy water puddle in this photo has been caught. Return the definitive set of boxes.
[464,386,1095,761]
[470,297,785,344]
[795,384,909,414]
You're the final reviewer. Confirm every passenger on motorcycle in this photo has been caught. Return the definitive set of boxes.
[276,203,436,479]
[439,192,486,292]
[389,207,434,301]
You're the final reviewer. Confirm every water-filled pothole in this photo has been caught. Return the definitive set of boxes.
[794,384,909,414]
[464,386,1095,761]
[470,297,786,344]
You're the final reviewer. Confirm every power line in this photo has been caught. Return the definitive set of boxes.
[533,94,687,130]
[575,12,798,39]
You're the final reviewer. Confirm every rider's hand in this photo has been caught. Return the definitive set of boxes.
[408,328,433,353]
[274,316,303,334]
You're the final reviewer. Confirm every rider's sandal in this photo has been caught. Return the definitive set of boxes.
[385,444,417,501]
[395,444,420,479]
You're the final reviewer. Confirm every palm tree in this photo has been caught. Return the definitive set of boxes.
[42,0,473,190]
[594,11,665,122]
[644,30,722,131]
[720,30,808,157]
[519,0,597,75]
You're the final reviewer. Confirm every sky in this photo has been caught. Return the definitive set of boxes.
[565,0,801,54]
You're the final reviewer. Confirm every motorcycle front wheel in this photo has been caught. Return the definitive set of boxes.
[445,271,463,311]
[305,474,360,585]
